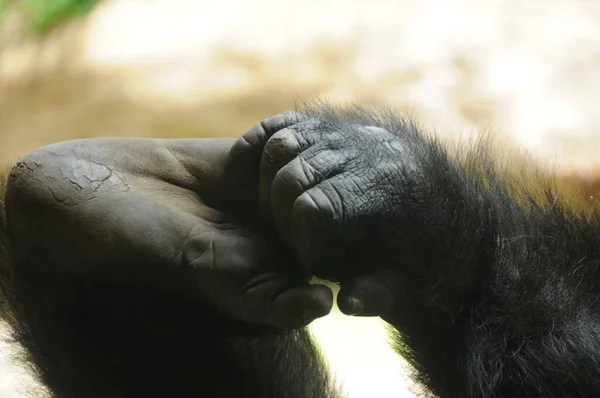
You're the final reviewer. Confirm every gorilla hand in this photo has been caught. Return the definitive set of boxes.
[5,138,332,329]
[229,107,487,320]
[237,106,600,398]
[181,221,332,329]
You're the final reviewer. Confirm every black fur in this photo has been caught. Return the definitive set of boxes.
[297,103,600,397]
[0,173,340,397]
[1,102,600,398]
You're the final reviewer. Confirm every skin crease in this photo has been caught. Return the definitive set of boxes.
[2,105,600,397]
[228,107,600,397]
[5,137,333,330]
[229,111,424,315]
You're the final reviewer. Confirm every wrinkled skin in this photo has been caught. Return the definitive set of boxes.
[6,137,333,330]
[229,111,434,317]
[4,105,600,398]
[229,107,600,397]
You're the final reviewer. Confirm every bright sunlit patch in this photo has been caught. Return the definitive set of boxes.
[308,282,415,397]
[310,309,415,397]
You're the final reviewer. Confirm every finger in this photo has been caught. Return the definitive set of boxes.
[258,119,324,219]
[183,222,332,329]
[244,280,333,329]
[228,111,306,204]
[238,235,334,329]
[231,111,306,160]
[272,283,333,328]
[337,271,397,317]
[285,177,355,278]
[183,222,266,278]
[268,148,349,247]
[258,127,314,219]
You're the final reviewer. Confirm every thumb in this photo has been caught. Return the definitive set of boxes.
[251,281,334,329]
[337,270,398,317]
[183,221,334,329]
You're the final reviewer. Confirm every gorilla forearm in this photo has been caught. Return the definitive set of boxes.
[247,104,600,397]
[310,106,600,396]
[0,139,339,397]
[6,137,334,330]
[387,146,600,396]
[4,138,235,297]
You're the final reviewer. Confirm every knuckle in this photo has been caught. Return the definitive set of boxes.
[233,119,270,156]
[265,129,295,153]
[182,231,215,271]
[317,181,346,223]
[296,190,319,214]
[273,157,314,191]
[304,148,348,176]
[294,189,331,224]
[261,111,303,135]
[230,133,256,158]
[184,225,264,275]
[261,129,300,169]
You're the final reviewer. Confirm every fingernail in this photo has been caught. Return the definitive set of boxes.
[348,297,365,316]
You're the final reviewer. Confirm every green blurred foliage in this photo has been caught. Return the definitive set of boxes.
[24,0,101,33]
[1,0,102,34]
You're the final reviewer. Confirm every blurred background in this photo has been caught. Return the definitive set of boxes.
[1,0,600,396]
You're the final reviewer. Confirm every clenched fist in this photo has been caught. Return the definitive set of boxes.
[228,107,447,317]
